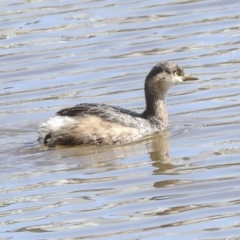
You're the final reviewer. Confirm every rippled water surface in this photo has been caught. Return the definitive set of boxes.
[1,0,240,239]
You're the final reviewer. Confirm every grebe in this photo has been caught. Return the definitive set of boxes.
[38,61,198,147]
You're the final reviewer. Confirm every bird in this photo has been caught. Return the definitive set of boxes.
[38,61,198,147]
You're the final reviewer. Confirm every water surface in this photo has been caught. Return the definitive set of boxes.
[1,0,240,239]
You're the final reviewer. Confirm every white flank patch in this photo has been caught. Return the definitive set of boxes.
[38,116,76,143]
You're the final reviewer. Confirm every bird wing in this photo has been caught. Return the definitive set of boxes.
[56,103,151,129]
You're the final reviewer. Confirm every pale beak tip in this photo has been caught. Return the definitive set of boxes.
[182,75,199,81]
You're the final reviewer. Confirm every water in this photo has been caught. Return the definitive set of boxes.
[1,0,240,239]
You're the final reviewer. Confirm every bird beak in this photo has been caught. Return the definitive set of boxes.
[181,75,199,81]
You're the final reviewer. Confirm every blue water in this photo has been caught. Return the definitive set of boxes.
[1,0,240,239]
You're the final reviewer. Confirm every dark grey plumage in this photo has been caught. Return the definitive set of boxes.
[56,103,154,131]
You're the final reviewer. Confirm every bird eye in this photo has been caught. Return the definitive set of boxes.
[173,70,178,76]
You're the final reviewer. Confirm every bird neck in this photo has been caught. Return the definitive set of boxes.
[143,91,168,126]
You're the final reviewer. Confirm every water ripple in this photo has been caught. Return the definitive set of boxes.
[1,0,240,239]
